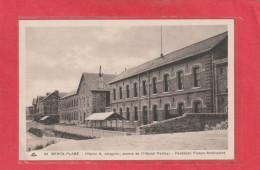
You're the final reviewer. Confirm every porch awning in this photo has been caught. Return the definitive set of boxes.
[40,116,49,120]
[85,112,125,121]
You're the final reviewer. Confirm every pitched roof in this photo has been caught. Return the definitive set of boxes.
[85,112,125,121]
[82,73,116,90]
[40,91,65,102]
[40,116,49,120]
[58,92,67,98]
[37,96,46,103]
[110,32,228,83]
[60,89,77,99]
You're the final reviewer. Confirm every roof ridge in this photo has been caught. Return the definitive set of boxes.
[163,31,228,57]
[110,31,228,83]
[82,72,116,76]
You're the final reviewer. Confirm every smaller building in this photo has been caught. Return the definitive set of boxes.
[85,112,125,130]
[39,115,59,125]
[35,90,66,117]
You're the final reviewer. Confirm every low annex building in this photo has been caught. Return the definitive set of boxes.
[109,32,228,128]
[59,67,116,124]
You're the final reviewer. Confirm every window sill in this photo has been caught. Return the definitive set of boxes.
[152,94,157,96]
[134,121,138,123]
[126,120,130,122]
[192,86,201,90]
[177,89,184,92]
[163,91,170,94]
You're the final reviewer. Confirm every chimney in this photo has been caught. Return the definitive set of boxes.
[46,92,50,96]
[55,90,59,94]
[98,65,104,89]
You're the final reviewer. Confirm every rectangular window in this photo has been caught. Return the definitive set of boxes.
[134,107,138,121]
[126,108,130,120]
[142,81,146,96]
[178,71,184,90]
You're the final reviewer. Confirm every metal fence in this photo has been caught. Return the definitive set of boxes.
[26,122,136,138]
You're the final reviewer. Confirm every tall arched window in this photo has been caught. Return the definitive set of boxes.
[119,86,122,99]
[133,82,138,97]
[178,102,184,115]
[142,80,147,96]
[177,71,184,90]
[119,108,123,116]
[163,74,169,92]
[126,107,130,120]
[164,104,170,120]
[126,85,130,98]
[113,88,116,100]
[193,67,200,87]
[193,100,202,113]
[153,105,158,121]
[152,77,157,94]
[142,106,148,125]
[134,107,138,121]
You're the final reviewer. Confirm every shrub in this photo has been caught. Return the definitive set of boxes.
[34,145,44,150]
[204,120,228,131]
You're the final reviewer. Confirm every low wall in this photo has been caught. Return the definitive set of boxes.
[136,113,228,135]
[27,121,136,138]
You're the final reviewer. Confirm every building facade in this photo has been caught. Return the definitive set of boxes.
[36,90,66,116]
[109,32,228,128]
[59,68,116,125]
[59,90,79,124]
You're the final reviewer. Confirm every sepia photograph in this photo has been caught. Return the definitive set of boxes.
[19,19,234,160]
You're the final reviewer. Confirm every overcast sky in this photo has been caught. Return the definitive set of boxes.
[25,25,227,106]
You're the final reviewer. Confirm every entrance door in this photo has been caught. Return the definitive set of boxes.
[84,112,86,123]
[178,103,184,115]
[143,106,148,125]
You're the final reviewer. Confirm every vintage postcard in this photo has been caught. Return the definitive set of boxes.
[19,19,234,160]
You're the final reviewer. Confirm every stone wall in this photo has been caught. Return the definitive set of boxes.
[136,113,228,135]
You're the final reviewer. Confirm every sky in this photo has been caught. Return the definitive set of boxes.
[25,24,227,106]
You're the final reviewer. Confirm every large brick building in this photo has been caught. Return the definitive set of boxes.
[109,32,228,128]
[59,68,116,124]
[36,90,66,116]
